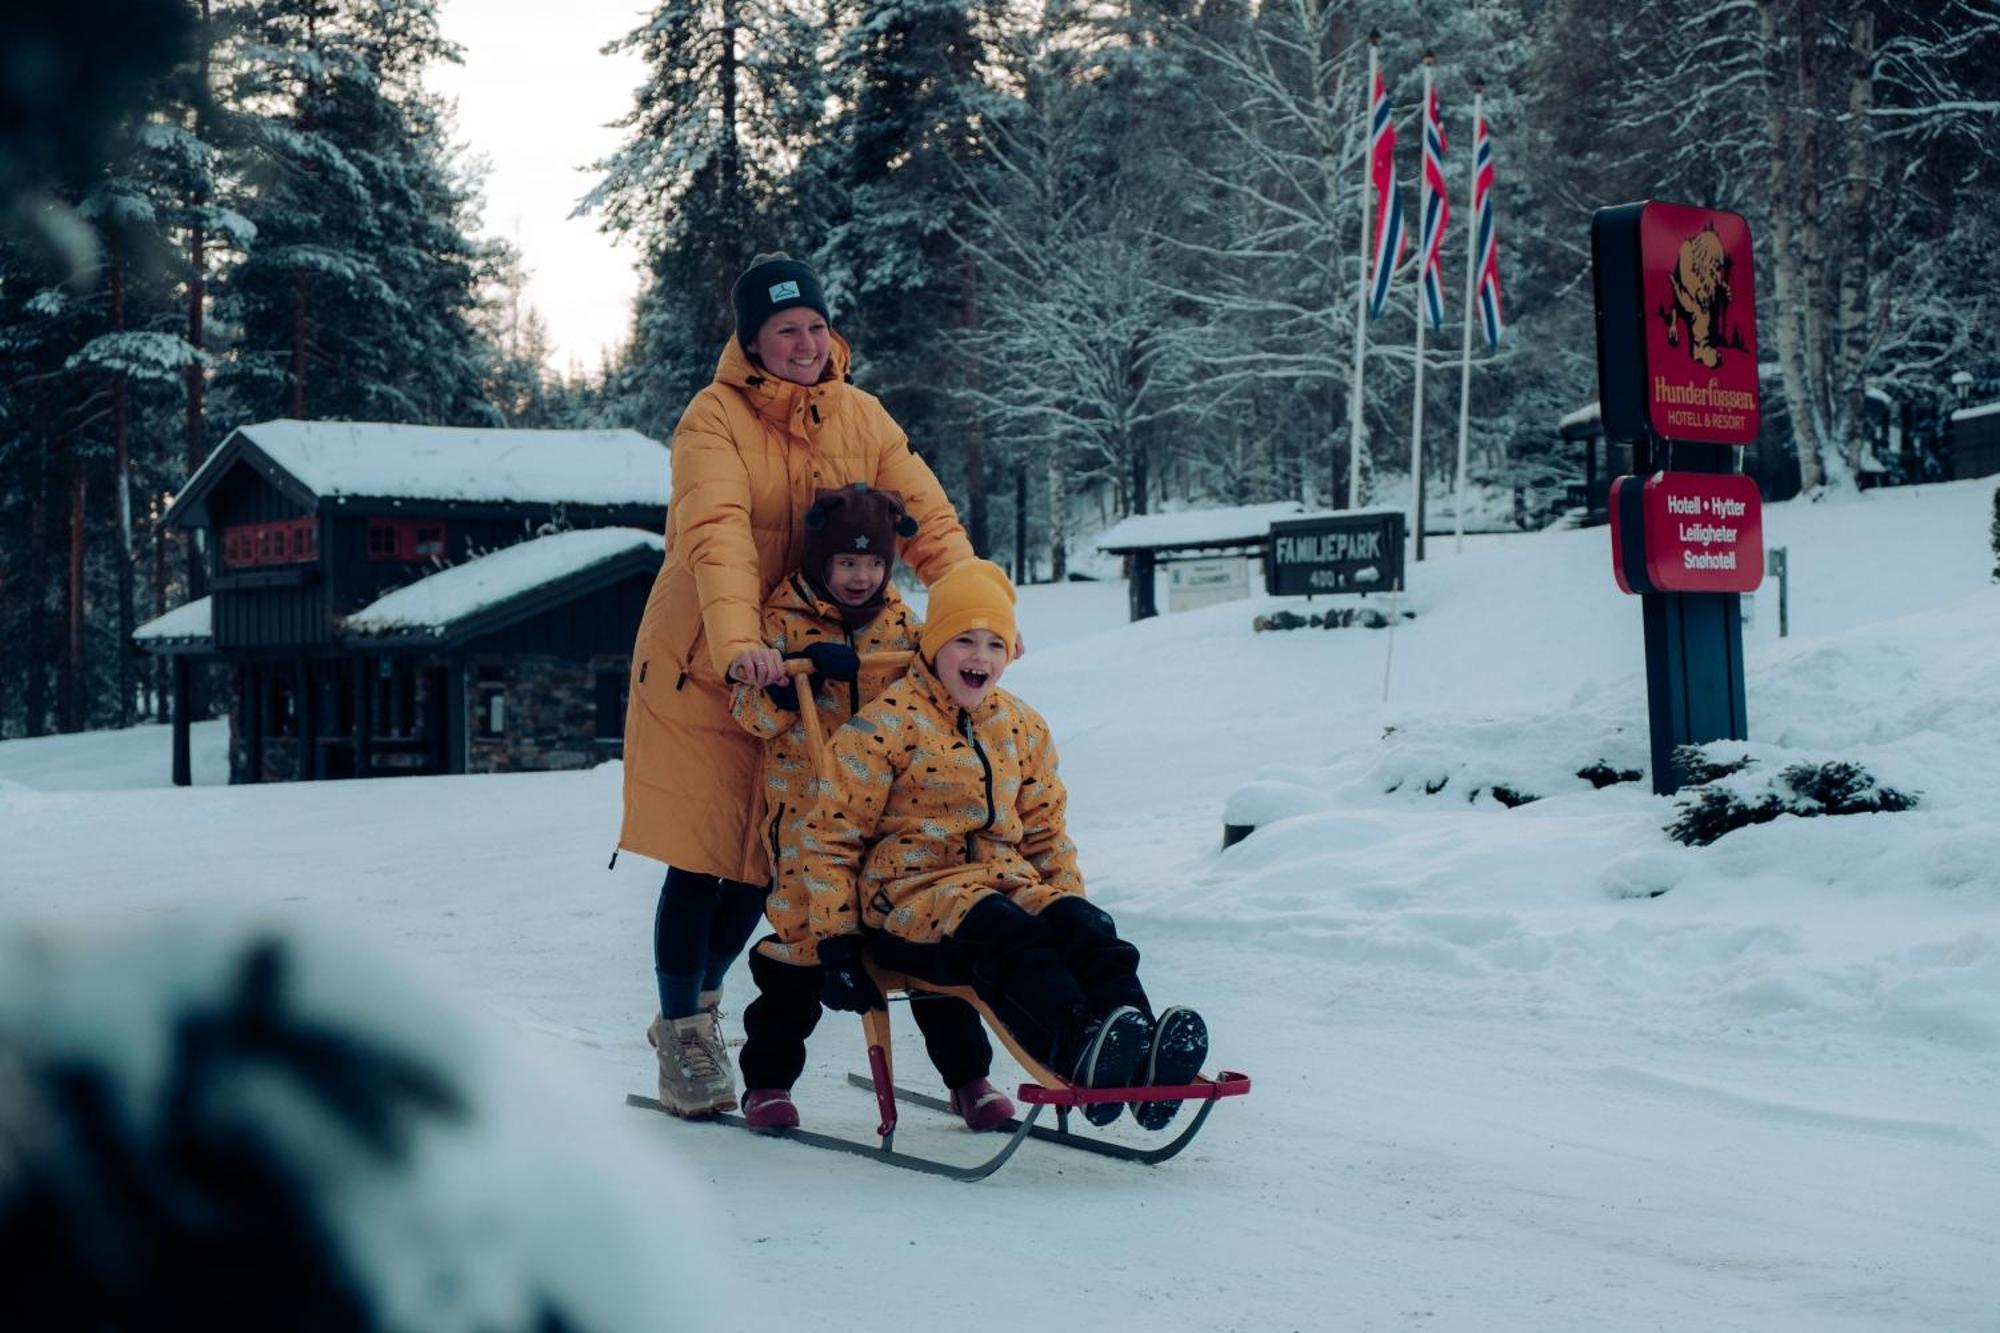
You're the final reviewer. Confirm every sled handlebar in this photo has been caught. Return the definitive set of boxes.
[782,651,914,784]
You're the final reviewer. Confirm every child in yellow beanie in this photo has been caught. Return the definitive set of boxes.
[726,488,1003,1133]
[790,559,1209,1130]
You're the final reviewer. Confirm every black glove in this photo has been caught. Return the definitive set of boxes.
[817,936,884,1013]
[764,677,801,712]
[799,641,860,682]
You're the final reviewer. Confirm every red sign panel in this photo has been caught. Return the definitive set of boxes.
[1610,472,1763,595]
[1639,202,1760,446]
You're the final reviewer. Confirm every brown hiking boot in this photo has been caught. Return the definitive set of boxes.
[646,1012,738,1117]
[696,986,736,1088]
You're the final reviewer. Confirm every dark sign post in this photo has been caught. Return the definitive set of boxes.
[1594,200,1763,795]
[1265,511,1407,597]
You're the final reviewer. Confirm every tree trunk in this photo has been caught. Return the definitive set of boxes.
[26,429,50,737]
[1831,4,1875,480]
[113,246,136,728]
[1795,3,1835,481]
[64,463,87,733]
[187,196,207,593]
[288,271,310,417]
[1762,0,1825,490]
[1046,448,1069,581]
[960,249,987,555]
[186,170,210,721]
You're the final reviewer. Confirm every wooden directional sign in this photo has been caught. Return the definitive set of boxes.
[1265,511,1406,596]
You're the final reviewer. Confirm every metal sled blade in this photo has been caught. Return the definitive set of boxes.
[842,1074,1233,1166]
[623,1092,1045,1183]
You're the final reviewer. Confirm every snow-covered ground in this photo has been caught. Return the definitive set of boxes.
[4,478,1997,1330]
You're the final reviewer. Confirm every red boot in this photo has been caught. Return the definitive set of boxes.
[741,1088,800,1130]
[948,1077,1016,1132]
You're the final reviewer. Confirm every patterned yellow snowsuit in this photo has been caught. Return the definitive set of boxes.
[790,654,1084,947]
[730,574,921,964]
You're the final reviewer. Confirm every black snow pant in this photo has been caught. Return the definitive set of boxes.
[738,943,995,1093]
[869,894,1151,1078]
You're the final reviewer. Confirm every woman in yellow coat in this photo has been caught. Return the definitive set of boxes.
[621,253,974,1116]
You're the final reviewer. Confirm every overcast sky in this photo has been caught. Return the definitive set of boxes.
[426,0,650,375]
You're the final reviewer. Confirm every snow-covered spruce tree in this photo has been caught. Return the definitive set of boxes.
[583,0,828,433]
[819,0,1000,550]
[212,0,495,428]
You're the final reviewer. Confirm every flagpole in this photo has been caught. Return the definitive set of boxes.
[1453,83,1484,554]
[1348,34,1378,512]
[1409,54,1433,563]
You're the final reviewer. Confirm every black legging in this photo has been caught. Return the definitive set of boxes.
[870,894,1150,1073]
[653,866,768,1020]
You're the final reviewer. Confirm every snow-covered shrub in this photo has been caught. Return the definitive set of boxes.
[1666,755,1918,846]
[0,923,733,1332]
[1576,760,1643,789]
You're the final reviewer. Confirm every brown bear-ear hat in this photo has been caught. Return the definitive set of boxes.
[801,482,918,579]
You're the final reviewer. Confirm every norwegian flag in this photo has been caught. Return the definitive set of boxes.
[1368,71,1406,321]
[1472,109,1503,349]
[1418,84,1450,331]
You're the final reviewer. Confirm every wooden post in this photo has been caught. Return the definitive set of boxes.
[171,656,192,787]
[354,654,373,778]
[1128,550,1158,621]
[445,653,467,775]
[296,656,315,779]
[243,662,264,784]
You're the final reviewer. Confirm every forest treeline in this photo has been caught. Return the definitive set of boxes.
[2,0,1995,737]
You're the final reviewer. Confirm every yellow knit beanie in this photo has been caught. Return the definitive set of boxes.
[919,559,1018,657]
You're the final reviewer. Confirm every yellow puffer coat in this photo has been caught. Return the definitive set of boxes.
[618,336,973,882]
[730,575,921,965]
[789,657,1084,946]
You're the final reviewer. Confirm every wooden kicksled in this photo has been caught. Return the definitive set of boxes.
[628,651,1251,1181]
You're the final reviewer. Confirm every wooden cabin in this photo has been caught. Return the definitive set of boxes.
[140,420,670,785]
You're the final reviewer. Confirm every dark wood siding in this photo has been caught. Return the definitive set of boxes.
[326,512,648,616]
[208,469,330,649]
[1954,411,2000,481]
[463,574,651,658]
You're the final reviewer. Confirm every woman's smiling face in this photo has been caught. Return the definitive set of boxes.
[749,308,832,385]
[934,628,1009,710]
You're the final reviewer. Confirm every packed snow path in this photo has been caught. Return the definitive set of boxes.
[5,480,1996,1330]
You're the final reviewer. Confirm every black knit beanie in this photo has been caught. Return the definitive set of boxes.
[732,253,831,350]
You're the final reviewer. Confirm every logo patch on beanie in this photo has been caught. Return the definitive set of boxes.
[854,536,870,549]
[768,280,801,301]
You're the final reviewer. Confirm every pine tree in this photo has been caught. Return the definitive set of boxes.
[821,0,998,548]
[583,0,827,427]
[213,0,495,428]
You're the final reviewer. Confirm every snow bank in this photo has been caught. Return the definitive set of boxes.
[0,914,739,1331]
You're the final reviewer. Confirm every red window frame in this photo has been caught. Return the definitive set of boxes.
[366,518,449,561]
[221,518,319,569]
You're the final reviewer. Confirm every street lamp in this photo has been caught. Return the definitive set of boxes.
[1953,369,1974,406]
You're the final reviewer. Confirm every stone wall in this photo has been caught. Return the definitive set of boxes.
[466,652,627,775]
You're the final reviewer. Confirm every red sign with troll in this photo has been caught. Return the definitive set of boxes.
[1639,202,1760,447]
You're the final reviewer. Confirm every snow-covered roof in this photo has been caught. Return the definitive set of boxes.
[1559,401,1602,431]
[133,596,213,643]
[1096,502,1333,553]
[166,420,670,524]
[343,528,663,639]
[1950,400,2000,424]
